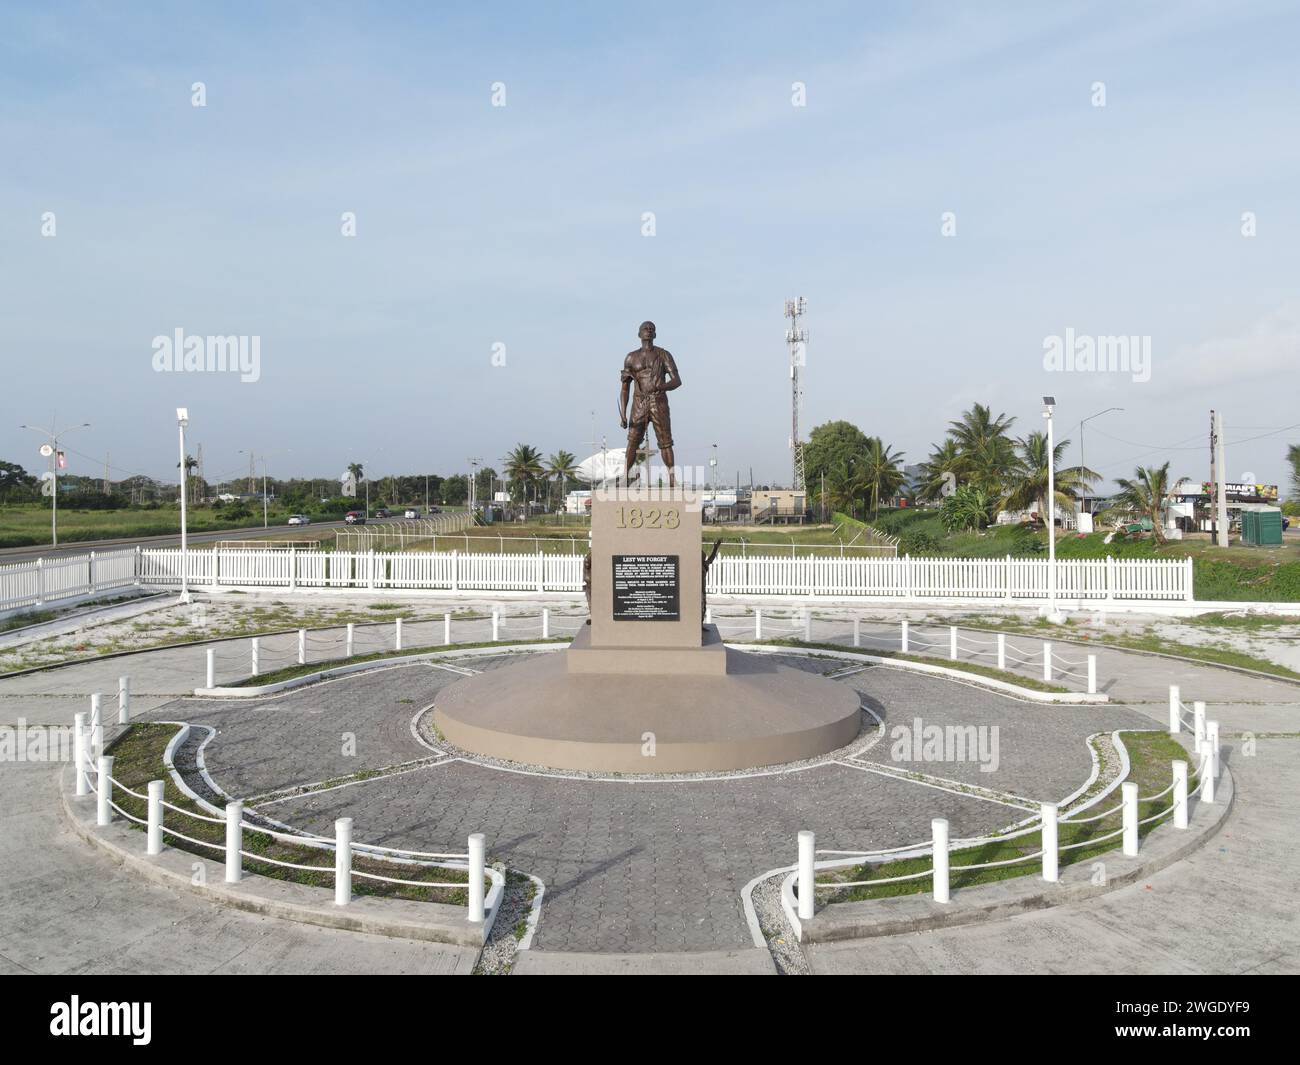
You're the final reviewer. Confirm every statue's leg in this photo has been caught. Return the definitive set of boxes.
[653,401,676,487]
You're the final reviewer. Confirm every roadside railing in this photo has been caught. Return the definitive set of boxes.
[194,609,589,687]
[71,696,493,923]
[708,611,1102,695]
[791,701,1222,920]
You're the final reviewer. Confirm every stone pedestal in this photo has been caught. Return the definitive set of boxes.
[571,486,719,675]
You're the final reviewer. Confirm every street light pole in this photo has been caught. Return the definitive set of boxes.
[20,420,91,548]
[176,408,191,605]
[1078,406,1124,513]
[1041,397,1063,624]
[710,444,718,523]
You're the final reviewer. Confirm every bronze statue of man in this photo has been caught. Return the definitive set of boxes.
[619,321,681,486]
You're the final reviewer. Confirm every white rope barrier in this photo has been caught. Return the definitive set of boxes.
[350,870,468,889]
[816,867,934,889]
[1056,825,1126,852]
[949,850,1043,872]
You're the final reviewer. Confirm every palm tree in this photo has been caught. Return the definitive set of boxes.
[177,454,199,502]
[347,462,364,483]
[1112,462,1173,543]
[1287,443,1300,503]
[860,437,906,517]
[948,404,1018,495]
[825,456,866,518]
[916,439,963,502]
[1001,431,1099,520]
[503,444,545,506]
[544,450,579,512]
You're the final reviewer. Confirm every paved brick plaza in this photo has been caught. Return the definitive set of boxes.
[145,652,1151,953]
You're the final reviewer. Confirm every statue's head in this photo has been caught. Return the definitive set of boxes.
[638,321,656,342]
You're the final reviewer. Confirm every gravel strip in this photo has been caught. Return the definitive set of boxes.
[752,874,808,975]
[474,867,539,975]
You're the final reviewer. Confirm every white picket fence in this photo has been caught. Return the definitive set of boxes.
[0,548,140,612]
[1,546,1195,612]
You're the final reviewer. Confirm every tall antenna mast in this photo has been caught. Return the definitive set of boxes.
[784,297,808,490]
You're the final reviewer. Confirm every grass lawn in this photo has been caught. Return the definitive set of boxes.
[105,722,485,904]
[0,502,296,548]
[818,731,1196,903]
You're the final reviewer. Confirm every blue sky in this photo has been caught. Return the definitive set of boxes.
[2,0,1297,492]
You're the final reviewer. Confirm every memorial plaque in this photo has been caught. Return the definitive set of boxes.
[612,554,680,621]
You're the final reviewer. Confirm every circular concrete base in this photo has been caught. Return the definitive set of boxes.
[432,648,863,773]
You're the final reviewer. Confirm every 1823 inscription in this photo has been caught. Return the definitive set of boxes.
[611,554,680,621]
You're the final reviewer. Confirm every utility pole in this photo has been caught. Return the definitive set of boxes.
[104,454,111,495]
[1211,410,1229,547]
[784,297,808,491]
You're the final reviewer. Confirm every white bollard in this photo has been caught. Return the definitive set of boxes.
[118,676,131,724]
[1087,655,1097,695]
[334,817,352,905]
[346,622,355,658]
[1168,684,1181,734]
[543,608,550,638]
[932,818,950,903]
[395,617,403,651]
[797,830,816,921]
[443,613,451,646]
[1041,803,1059,883]
[225,801,243,883]
[1201,746,1216,804]
[491,610,500,641]
[1042,642,1052,682]
[1172,760,1188,829]
[852,617,860,648]
[96,755,114,826]
[1121,782,1139,857]
[1193,701,1206,749]
[90,693,103,756]
[147,780,164,854]
[74,712,89,797]
[1208,720,1220,779]
[997,633,1006,671]
[704,605,711,626]
[297,629,306,666]
[949,626,958,660]
[901,619,909,653]
[251,637,260,677]
[205,648,215,689]
[467,832,486,923]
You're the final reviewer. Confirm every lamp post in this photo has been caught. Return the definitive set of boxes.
[19,420,90,547]
[1078,406,1123,513]
[1041,397,1064,624]
[176,408,191,605]
[710,444,719,522]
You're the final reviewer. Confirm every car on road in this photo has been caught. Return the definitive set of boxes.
[287,514,311,526]
[344,511,366,524]
[374,507,392,518]
[404,508,420,519]
[429,505,441,513]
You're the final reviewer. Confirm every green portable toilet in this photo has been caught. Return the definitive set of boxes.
[1243,510,1283,546]
[1257,509,1283,545]
[1242,511,1258,544]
